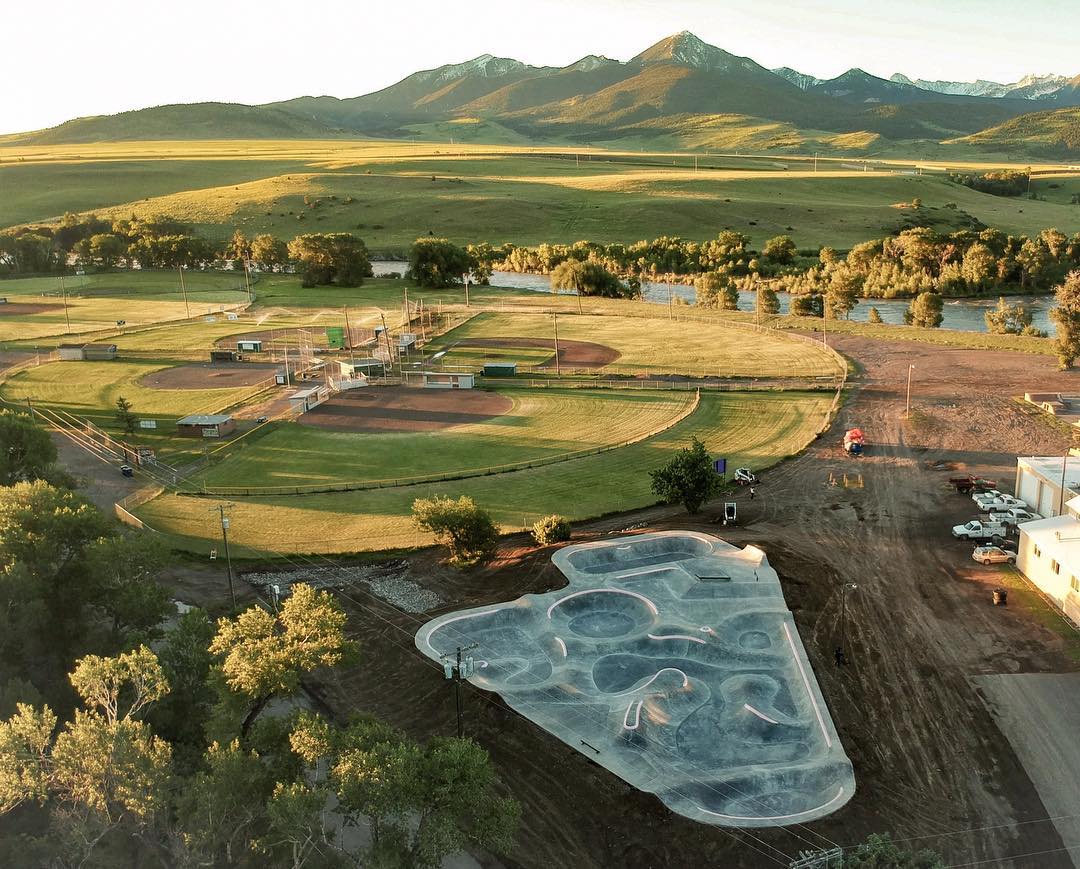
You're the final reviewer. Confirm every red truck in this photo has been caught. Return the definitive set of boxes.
[949,474,997,494]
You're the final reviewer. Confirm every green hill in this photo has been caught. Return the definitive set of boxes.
[952,107,1080,155]
[4,102,348,145]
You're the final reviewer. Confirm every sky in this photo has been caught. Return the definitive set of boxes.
[3,0,1078,135]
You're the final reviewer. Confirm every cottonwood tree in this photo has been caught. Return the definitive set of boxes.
[905,291,944,328]
[694,271,739,310]
[551,259,629,299]
[287,233,372,288]
[412,495,499,566]
[250,234,290,272]
[984,297,1034,335]
[826,266,861,319]
[406,237,471,288]
[756,285,781,316]
[290,713,519,869]
[762,235,796,265]
[0,410,59,486]
[1051,270,1080,368]
[0,647,172,867]
[82,535,171,648]
[209,584,356,737]
[650,436,721,514]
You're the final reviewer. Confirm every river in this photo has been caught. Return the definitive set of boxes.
[371,262,1057,336]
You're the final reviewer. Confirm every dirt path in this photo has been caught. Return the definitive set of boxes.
[148,335,1080,868]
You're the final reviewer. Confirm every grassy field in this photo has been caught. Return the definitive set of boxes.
[1,360,266,460]
[200,387,697,490]
[0,271,249,341]
[427,311,841,377]
[137,390,830,554]
[2,140,1078,251]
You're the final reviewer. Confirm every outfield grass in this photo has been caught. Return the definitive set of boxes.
[1,360,266,459]
[200,387,697,490]
[428,311,840,378]
[0,271,249,341]
[137,390,830,554]
[2,140,1077,251]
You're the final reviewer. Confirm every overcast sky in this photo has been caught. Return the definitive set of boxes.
[3,0,1077,135]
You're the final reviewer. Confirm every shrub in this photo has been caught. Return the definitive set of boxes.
[412,495,499,566]
[531,515,571,546]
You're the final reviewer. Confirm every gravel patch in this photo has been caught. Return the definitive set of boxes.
[240,560,444,613]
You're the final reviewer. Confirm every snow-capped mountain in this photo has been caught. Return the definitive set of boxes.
[772,67,824,90]
[414,54,532,86]
[889,72,1070,100]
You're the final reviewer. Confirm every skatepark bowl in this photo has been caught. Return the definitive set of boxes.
[415,531,855,828]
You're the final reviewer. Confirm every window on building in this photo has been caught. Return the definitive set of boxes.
[1034,545,1042,558]
[1071,576,1079,593]
[1051,559,1061,575]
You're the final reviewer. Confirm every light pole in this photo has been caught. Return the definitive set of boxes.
[442,644,478,738]
[218,505,237,610]
[838,582,858,666]
[905,364,915,418]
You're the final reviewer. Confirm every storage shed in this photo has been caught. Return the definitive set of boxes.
[338,358,385,378]
[210,350,239,363]
[482,362,517,377]
[237,339,263,353]
[58,343,118,361]
[176,414,235,438]
[422,372,475,389]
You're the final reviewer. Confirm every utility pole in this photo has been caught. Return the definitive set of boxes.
[218,505,237,610]
[379,312,397,380]
[284,345,292,387]
[814,152,819,173]
[59,274,71,333]
[442,644,478,738]
[343,306,356,365]
[553,312,561,376]
[668,285,673,320]
[243,259,253,303]
[462,273,470,307]
[178,265,191,320]
[905,364,915,418]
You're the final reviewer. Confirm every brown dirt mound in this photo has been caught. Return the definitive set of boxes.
[299,386,513,433]
[0,302,60,315]
[454,336,619,368]
[141,363,280,390]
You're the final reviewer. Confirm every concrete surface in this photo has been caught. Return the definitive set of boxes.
[415,531,855,828]
[974,673,1080,869]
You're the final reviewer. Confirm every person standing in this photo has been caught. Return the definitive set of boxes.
[749,486,756,500]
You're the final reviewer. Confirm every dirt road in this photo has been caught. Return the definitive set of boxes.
[155,336,1080,868]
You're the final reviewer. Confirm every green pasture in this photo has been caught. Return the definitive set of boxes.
[427,311,841,378]
[137,390,831,554]
[3,140,1077,251]
[199,387,697,490]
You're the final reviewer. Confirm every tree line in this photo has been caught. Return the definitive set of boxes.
[0,410,519,868]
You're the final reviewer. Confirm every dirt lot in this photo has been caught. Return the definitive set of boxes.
[298,385,514,433]
[145,336,1080,868]
[452,336,620,368]
[140,362,280,389]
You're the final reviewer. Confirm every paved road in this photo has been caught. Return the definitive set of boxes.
[975,674,1080,869]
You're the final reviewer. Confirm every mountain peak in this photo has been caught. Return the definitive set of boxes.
[632,31,747,72]
[414,54,529,86]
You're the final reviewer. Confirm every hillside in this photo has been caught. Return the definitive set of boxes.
[5,102,347,145]
[951,107,1080,155]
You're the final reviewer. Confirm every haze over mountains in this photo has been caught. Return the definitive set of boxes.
[8,31,1080,156]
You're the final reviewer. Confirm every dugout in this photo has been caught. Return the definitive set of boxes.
[482,362,517,377]
[237,339,263,353]
[423,372,475,390]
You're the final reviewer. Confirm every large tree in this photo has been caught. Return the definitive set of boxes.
[250,234,290,272]
[905,291,944,328]
[287,233,372,288]
[1051,270,1080,368]
[762,235,796,265]
[406,237,471,288]
[0,411,58,486]
[550,260,629,299]
[412,495,499,566]
[650,436,721,514]
[694,271,739,310]
[209,584,356,737]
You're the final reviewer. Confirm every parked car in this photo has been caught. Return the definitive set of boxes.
[987,507,1042,527]
[256,416,269,424]
[953,518,1008,541]
[972,545,1016,565]
[120,465,134,478]
[975,494,1028,513]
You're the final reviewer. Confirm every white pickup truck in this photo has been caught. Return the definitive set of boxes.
[973,492,1028,512]
[953,518,1008,540]
[987,507,1042,527]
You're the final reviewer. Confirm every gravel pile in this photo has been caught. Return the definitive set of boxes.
[240,560,443,613]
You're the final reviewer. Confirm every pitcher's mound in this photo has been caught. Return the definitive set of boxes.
[299,386,513,433]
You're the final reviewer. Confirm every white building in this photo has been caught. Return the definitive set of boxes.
[1014,456,1080,519]
[422,372,474,389]
[1016,498,1080,625]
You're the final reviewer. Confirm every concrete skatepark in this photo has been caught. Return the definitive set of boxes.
[416,531,855,828]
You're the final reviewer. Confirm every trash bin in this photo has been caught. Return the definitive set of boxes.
[992,588,1008,606]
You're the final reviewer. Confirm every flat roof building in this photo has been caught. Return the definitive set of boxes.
[176,414,235,438]
[1015,456,1080,518]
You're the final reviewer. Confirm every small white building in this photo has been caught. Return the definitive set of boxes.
[1014,456,1080,518]
[1016,499,1080,625]
[422,372,474,390]
[289,385,330,413]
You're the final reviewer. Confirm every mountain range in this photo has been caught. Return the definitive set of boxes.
[8,31,1080,156]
